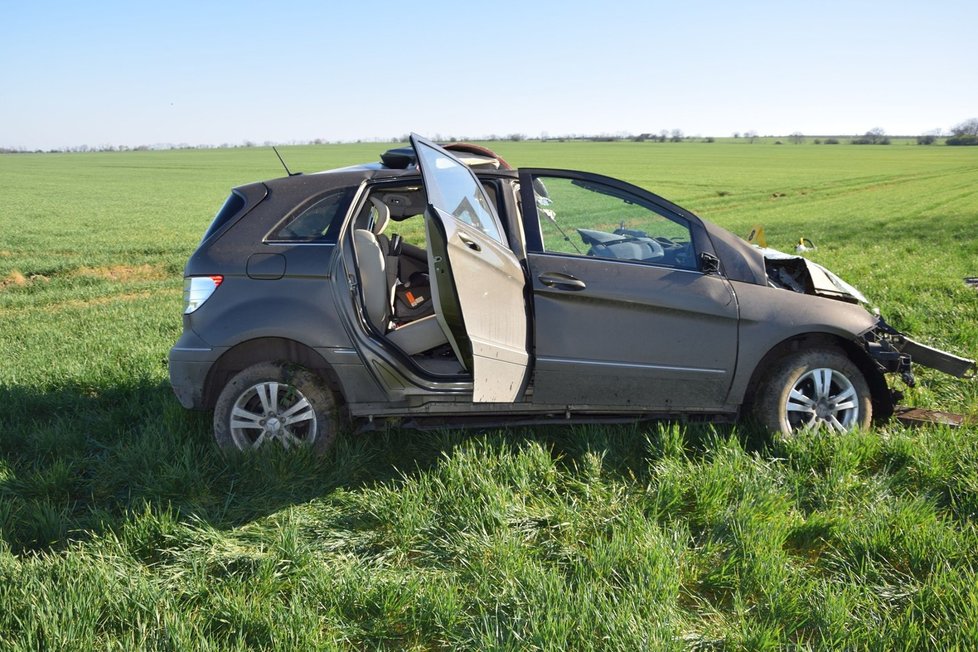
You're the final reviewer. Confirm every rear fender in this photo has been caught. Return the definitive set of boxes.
[202,337,343,410]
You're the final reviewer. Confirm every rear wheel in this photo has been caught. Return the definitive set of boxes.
[213,362,338,454]
[753,348,872,436]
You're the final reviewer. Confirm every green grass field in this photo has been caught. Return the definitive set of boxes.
[1,141,977,649]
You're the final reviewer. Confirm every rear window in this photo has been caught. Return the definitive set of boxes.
[266,188,353,242]
[201,191,246,242]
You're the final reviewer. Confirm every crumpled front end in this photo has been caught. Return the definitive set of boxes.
[759,247,976,382]
[863,316,976,387]
[762,247,869,304]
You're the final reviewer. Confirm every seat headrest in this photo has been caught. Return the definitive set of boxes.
[370,197,391,235]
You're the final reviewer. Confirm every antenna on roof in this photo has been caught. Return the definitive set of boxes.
[272,146,299,176]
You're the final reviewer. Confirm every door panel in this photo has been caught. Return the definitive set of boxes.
[412,134,529,402]
[529,254,737,408]
[426,206,529,401]
[520,171,739,410]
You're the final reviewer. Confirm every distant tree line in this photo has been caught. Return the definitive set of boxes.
[945,118,978,146]
[4,118,978,153]
[850,128,890,145]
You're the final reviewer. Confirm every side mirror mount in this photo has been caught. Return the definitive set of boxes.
[700,252,720,275]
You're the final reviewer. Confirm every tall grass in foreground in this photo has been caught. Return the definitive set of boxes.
[1,142,977,648]
[3,421,978,648]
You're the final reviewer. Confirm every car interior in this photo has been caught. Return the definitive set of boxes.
[351,186,467,376]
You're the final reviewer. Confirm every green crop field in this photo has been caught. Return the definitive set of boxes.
[1,141,977,649]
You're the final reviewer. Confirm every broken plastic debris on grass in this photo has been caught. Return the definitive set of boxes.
[894,406,975,428]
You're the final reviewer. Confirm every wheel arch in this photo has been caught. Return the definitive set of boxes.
[202,337,343,410]
[741,332,893,423]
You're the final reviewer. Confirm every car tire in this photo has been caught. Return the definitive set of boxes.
[753,348,872,436]
[213,362,338,455]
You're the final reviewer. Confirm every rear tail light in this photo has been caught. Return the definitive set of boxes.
[183,275,223,314]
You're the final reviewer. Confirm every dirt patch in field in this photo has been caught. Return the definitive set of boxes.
[71,264,168,282]
[0,270,51,291]
[1,264,168,292]
[43,290,157,312]
[0,289,162,316]
[2,270,27,288]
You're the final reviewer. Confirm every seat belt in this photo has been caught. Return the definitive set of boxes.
[383,234,402,317]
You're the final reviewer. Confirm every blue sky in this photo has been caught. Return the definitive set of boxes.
[2,0,976,149]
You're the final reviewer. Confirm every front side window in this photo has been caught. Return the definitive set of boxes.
[531,176,696,270]
[266,188,353,242]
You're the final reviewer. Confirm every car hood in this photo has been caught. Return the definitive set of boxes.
[760,247,870,305]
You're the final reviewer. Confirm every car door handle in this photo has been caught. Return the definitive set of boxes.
[538,272,586,291]
[458,233,482,252]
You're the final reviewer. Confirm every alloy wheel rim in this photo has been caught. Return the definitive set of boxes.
[229,381,317,450]
[784,367,859,432]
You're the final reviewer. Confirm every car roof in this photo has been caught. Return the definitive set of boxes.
[244,145,513,196]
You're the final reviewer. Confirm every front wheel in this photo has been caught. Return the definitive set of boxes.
[213,362,338,454]
[753,348,872,436]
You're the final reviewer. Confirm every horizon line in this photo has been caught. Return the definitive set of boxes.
[0,130,960,154]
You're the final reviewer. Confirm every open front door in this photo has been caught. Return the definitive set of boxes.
[410,134,529,402]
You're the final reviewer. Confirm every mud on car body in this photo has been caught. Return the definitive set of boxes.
[169,135,975,452]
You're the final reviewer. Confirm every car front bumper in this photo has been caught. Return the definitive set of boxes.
[865,317,976,386]
[897,336,976,378]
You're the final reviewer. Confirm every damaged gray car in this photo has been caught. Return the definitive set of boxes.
[168,134,975,452]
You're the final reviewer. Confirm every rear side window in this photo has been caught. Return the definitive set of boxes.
[201,191,245,242]
[266,188,353,242]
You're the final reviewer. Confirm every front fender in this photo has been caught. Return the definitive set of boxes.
[727,281,878,405]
